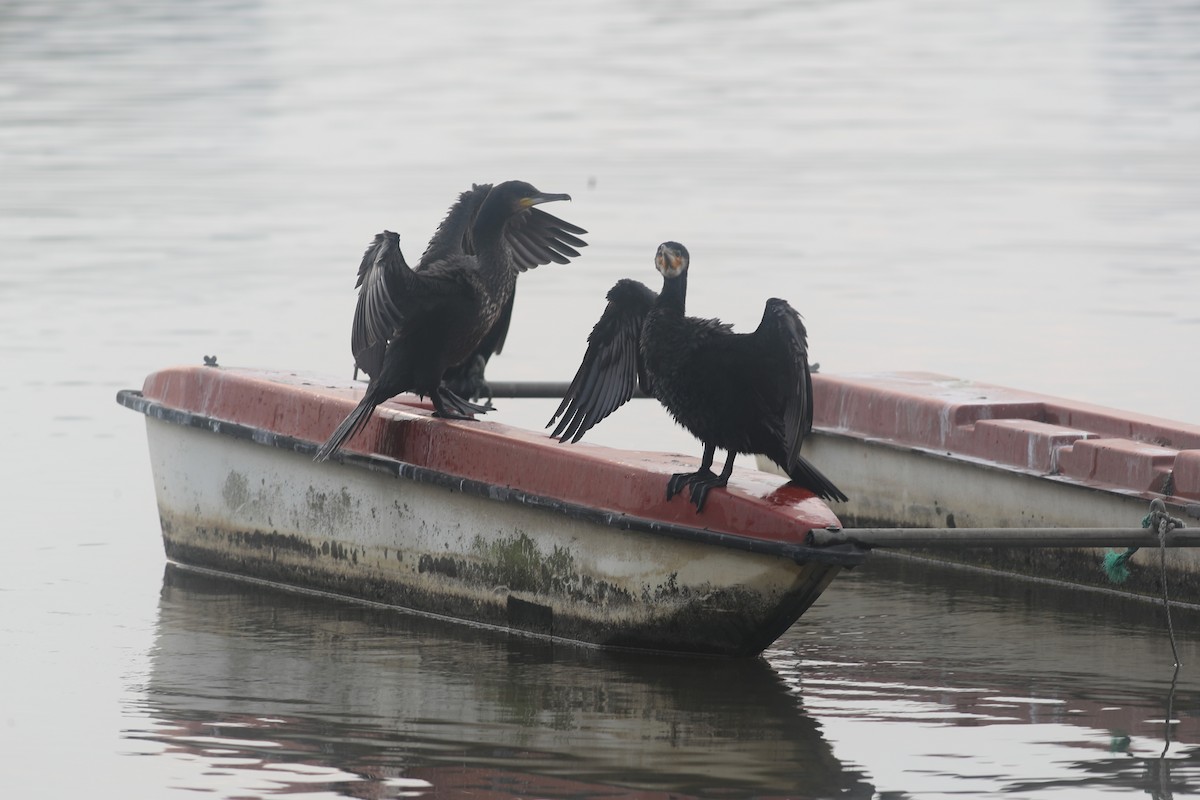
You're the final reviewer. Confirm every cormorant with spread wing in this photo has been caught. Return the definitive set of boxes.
[548,241,846,512]
[315,180,587,462]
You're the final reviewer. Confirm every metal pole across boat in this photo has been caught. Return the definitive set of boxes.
[808,527,1200,549]
[484,381,650,399]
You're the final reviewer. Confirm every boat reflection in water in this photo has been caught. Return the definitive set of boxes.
[129,558,1200,798]
[129,565,874,798]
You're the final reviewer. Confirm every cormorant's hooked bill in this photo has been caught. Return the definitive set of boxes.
[654,241,688,278]
[521,192,571,207]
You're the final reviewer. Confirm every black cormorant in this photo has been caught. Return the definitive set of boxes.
[315,180,587,462]
[547,241,846,512]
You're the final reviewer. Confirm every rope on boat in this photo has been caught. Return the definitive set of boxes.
[1160,524,1181,668]
[1100,499,1183,666]
[1099,500,1183,664]
[1101,499,1185,584]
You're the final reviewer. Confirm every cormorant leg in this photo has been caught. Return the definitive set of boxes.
[444,355,495,407]
[462,355,496,410]
[431,388,476,420]
[666,444,716,502]
[689,450,737,512]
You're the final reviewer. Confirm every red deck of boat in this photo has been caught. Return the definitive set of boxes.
[813,371,1200,501]
[141,366,841,547]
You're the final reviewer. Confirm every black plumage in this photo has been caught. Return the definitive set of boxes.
[315,180,587,462]
[548,241,846,512]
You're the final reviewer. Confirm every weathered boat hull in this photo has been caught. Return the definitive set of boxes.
[760,371,1200,600]
[121,367,860,657]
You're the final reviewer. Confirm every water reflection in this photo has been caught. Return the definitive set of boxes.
[132,566,873,798]
[127,559,1200,798]
[772,558,1200,797]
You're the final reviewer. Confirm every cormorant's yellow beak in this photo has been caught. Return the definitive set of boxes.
[521,192,571,208]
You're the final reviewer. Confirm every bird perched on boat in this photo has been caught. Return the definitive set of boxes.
[547,241,846,512]
[314,180,587,463]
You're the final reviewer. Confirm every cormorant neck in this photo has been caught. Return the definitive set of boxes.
[472,192,513,250]
[472,201,520,285]
[658,270,687,313]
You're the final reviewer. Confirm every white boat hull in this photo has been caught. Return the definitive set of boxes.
[141,406,849,656]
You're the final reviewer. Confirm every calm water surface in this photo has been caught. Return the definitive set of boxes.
[127,561,1200,798]
[3,0,1200,797]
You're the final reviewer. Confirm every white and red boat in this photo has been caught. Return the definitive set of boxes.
[117,365,861,657]
[764,371,1200,599]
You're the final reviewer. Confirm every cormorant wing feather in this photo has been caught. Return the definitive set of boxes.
[351,231,411,378]
[419,183,492,264]
[755,298,814,472]
[548,279,656,443]
[504,207,588,273]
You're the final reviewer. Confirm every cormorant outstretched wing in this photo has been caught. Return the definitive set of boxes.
[503,206,589,273]
[419,183,587,272]
[442,189,589,398]
[755,298,814,472]
[463,207,587,375]
[440,187,589,398]
[351,231,411,379]
[548,279,656,443]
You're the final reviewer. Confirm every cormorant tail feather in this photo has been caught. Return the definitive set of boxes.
[785,454,849,503]
[313,388,382,463]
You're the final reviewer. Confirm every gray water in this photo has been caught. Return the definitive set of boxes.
[3,0,1200,797]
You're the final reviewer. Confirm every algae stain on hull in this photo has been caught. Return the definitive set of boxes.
[306,485,355,534]
[222,471,250,511]
[463,531,633,606]
[471,531,575,593]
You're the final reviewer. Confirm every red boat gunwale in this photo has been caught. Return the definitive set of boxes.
[813,371,1200,502]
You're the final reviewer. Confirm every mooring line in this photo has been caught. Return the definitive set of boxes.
[1156,514,1182,668]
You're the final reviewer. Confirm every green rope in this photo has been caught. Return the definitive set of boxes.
[1103,547,1139,584]
[1100,510,1154,584]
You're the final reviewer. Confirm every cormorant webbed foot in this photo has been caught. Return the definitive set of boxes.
[666,469,717,503]
[687,473,730,513]
[666,447,735,512]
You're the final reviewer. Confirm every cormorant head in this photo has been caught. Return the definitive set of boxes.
[655,241,689,279]
[487,180,572,214]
